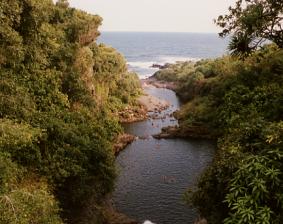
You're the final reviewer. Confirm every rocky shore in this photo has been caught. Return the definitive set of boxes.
[118,104,148,123]
[137,91,170,113]
[118,81,171,124]
[114,133,136,155]
[153,124,215,140]
[142,77,177,91]
[115,80,172,154]
[142,77,216,140]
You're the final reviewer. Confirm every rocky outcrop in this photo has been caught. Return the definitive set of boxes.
[137,93,170,113]
[113,134,136,155]
[153,124,215,140]
[151,63,170,69]
[142,77,177,91]
[118,105,148,123]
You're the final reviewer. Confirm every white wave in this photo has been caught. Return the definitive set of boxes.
[127,56,201,71]
[126,56,201,79]
[127,61,157,69]
[158,56,201,64]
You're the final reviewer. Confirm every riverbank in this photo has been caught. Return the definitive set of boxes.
[138,82,170,112]
[142,77,216,140]
[142,77,177,91]
[115,81,172,151]
[112,76,216,224]
[112,81,215,224]
[153,124,214,140]
[111,82,175,223]
[144,47,283,224]
[118,81,170,124]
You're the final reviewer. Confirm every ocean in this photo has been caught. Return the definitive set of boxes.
[98,32,229,78]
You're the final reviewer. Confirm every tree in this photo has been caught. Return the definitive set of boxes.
[216,0,283,57]
[56,0,69,8]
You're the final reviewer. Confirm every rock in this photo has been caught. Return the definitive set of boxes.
[113,134,136,155]
[118,104,148,123]
[139,135,151,140]
[151,63,167,69]
[137,93,170,113]
[153,124,214,140]
[151,63,171,69]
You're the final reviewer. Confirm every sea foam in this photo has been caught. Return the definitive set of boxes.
[158,55,201,63]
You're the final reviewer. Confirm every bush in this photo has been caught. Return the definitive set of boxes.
[0,153,63,224]
[154,46,283,223]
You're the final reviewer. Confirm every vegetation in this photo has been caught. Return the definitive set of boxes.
[215,0,283,57]
[1,0,282,223]
[154,37,283,224]
[153,2,283,222]
[0,0,140,223]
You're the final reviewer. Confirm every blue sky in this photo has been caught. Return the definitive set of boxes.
[67,0,236,33]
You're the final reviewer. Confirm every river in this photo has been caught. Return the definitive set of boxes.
[112,85,215,224]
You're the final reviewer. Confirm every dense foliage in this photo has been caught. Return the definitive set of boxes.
[0,0,140,223]
[152,1,283,221]
[154,45,283,223]
[215,0,283,57]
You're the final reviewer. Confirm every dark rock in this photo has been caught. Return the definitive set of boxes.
[151,63,166,69]
[153,124,215,140]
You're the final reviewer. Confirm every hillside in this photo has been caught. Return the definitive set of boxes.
[0,0,141,223]
[152,44,283,223]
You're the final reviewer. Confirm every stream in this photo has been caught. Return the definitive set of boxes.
[113,85,215,224]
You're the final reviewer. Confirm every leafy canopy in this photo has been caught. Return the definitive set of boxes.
[215,0,283,57]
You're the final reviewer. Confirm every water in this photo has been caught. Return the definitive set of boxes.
[123,86,179,137]
[98,32,228,78]
[97,32,221,223]
[114,86,215,224]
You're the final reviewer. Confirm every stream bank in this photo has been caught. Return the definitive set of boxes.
[112,82,215,224]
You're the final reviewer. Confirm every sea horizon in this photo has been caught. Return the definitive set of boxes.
[98,31,229,78]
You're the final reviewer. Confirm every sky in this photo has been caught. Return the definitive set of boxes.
[67,0,236,33]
